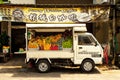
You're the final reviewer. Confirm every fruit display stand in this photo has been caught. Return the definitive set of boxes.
[14,48,26,54]
[0,46,10,62]
[28,34,63,51]
[62,48,72,51]
[14,51,26,54]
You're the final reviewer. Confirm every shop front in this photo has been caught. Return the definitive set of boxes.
[0,5,110,58]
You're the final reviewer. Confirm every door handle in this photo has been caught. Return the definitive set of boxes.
[79,47,82,49]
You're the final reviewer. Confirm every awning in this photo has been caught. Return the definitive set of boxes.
[26,24,87,32]
[26,24,86,27]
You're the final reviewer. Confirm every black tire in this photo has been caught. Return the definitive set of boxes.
[37,60,51,73]
[81,59,95,72]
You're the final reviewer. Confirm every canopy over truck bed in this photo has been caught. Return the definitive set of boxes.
[26,24,87,32]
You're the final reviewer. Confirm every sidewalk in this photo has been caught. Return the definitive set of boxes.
[0,54,27,68]
[97,64,119,71]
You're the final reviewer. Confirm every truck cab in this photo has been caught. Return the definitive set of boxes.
[74,33,103,64]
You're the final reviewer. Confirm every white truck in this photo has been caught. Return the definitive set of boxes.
[25,24,103,73]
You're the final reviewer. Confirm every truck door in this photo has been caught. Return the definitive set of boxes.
[75,34,102,64]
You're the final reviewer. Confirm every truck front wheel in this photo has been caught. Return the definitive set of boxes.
[37,60,51,73]
[81,59,95,72]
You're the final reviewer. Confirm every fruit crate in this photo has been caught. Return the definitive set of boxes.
[28,48,39,51]
[62,48,72,51]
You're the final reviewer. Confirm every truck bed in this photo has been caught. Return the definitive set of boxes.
[26,50,74,59]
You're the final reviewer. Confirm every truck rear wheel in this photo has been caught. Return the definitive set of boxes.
[37,60,51,73]
[81,59,95,72]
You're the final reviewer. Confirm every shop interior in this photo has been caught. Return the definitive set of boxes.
[11,22,26,53]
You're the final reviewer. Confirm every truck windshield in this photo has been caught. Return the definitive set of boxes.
[78,35,96,45]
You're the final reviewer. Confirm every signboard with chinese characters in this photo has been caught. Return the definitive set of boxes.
[0,6,110,23]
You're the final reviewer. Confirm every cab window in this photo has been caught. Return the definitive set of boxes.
[78,35,96,45]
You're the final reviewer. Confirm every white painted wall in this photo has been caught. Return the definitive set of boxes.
[9,0,35,4]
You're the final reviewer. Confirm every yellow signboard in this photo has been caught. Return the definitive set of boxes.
[0,6,110,23]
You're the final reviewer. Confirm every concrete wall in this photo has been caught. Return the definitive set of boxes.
[94,22,109,44]
[1,21,8,33]
[116,0,120,3]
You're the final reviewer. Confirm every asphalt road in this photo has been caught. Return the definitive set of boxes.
[0,66,120,80]
[0,54,120,80]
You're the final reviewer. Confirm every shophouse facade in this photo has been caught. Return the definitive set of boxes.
[0,0,115,63]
